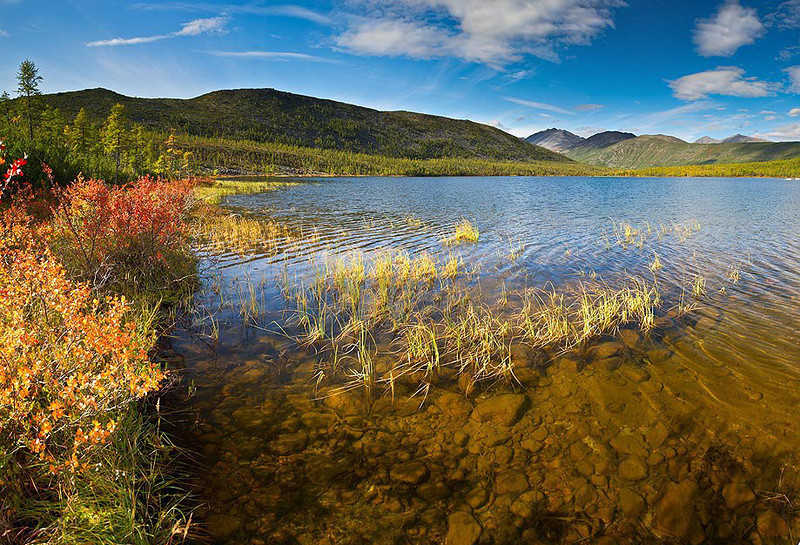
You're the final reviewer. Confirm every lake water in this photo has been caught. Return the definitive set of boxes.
[174,176,800,544]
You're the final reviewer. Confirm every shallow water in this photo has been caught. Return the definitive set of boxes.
[175,176,800,544]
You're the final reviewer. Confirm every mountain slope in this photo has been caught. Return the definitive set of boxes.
[695,136,721,144]
[525,128,584,152]
[722,134,768,143]
[563,131,637,161]
[564,135,800,168]
[32,87,569,162]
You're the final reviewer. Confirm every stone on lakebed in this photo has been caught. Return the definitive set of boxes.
[471,394,530,427]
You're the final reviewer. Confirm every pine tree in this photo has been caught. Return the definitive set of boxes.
[66,108,92,161]
[16,59,43,140]
[0,91,10,123]
[103,103,129,183]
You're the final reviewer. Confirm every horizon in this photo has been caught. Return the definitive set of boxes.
[3,0,800,142]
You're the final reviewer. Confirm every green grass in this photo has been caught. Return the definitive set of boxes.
[24,406,193,545]
[622,156,800,178]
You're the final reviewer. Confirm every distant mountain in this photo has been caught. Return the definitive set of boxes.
[643,134,687,144]
[695,134,767,144]
[525,128,585,152]
[695,136,721,144]
[722,134,768,143]
[29,87,570,163]
[562,135,800,169]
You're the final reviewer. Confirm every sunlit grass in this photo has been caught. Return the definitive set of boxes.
[443,219,479,245]
[193,178,301,205]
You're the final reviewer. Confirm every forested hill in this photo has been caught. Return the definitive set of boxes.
[33,87,569,162]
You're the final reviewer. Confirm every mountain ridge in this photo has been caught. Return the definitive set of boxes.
[28,87,570,163]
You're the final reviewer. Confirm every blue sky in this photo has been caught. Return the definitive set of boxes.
[2,0,800,141]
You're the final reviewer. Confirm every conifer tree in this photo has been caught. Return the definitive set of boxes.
[103,103,129,183]
[16,59,42,140]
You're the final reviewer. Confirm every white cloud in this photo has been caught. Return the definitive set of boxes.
[786,66,800,93]
[87,15,228,47]
[575,103,604,111]
[790,108,800,117]
[174,15,228,36]
[205,51,338,63]
[504,97,574,115]
[668,67,776,101]
[756,123,800,140]
[765,115,778,120]
[693,0,763,57]
[0,30,8,37]
[336,0,626,65]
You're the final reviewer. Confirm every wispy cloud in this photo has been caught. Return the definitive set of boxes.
[131,2,331,24]
[335,0,626,65]
[0,30,8,37]
[786,66,800,93]
[504,97,574,115]
[790,108,800,117]
[693,0,764,57]
[668,67,777,101]
[766,0,800,29]
[575,103,605,112]
[87,15,228,47]
[204,50,339,63]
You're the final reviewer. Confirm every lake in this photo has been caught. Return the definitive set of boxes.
[175,176,800,544]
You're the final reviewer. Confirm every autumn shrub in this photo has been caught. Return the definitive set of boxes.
[49,176,196,298]
[0,141,194,543]
[0,210,163,470]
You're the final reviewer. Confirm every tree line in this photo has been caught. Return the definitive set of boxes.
[2,60,195,188]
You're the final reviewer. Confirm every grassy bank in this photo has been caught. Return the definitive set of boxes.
[622,156,800,178]
[1,139,198,543]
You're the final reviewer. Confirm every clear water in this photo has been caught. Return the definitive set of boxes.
[175,177,800,544]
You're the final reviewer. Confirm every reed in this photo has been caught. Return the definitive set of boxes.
[443,219,480,245]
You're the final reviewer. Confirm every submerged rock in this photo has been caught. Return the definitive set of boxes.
[436,392,473,417]
[206,513,243,539]
[494,469,528,495]
[510,490,547,519]
[722,482,756,510]
[390,460,430,485]
[653,480,704,543]
[465,487,489,509]
[471,394,529,427]
[757,510,790,538]
[593,341,624,359]
[619,488,646,517]
[305,454,347,486]
[445,511,483,545]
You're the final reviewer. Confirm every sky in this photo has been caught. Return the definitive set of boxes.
[2,0,800,142]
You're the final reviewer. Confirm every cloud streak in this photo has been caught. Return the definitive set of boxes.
[669,67,776,101]
[204,50,339,63]
[87,15,228,47]
[504,97,574,115]
[131,2,331,24]
[693,1,763,57]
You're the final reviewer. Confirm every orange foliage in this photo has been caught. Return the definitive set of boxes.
[50,176,194,287]
[0,209,164,473]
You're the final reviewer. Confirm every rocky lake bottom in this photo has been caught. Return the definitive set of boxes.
[173,310,799,545]
[174,176,800,545]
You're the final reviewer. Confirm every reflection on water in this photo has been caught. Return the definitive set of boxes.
[175,177,800,544]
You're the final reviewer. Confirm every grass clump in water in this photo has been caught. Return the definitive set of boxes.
[443,219,479,245]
